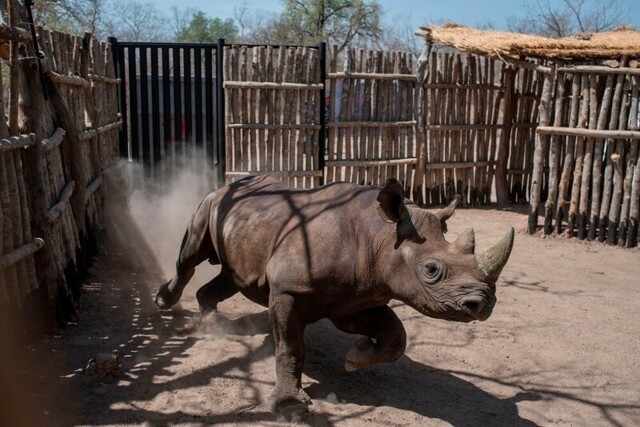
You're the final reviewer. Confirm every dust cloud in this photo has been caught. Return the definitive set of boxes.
[103,151,221,292]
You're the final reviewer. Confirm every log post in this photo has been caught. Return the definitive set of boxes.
[496,66,515,207]
[414,43,430,205]
[556,74,581,233]
[587,73,615,240]
[544,73,566,234]
[619,75,639,245]
[600,68,627,243]
[578,75,599,240]
[528,67,555,234]
[567,76,590,235]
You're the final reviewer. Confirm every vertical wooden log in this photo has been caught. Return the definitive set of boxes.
[619,75,639,245]
[600,70,627,243]
[544,73,566,234]
[81,33,102,189]
[528,68,554,234]
[578,75,599,240]
[486,59,500,204]
[275,46,285,175]
[362,50,373,186]
[8,0,20,136]
[326,45,337,183]
[285,48,296,186]
[556,74,581,233]
[587,73,615,240]
[0,157,20,307]
[567,76,589,234]
[496,67,514,206]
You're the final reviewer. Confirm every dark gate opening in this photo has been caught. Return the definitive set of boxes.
[111,38,226,184]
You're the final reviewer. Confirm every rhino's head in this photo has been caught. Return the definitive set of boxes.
[377,179,514,323]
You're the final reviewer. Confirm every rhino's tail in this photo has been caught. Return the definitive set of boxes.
[155,194,217,309]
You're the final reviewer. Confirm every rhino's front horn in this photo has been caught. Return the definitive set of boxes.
[476,227,515,283]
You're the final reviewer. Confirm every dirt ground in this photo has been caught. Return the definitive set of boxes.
[8,193,640,426]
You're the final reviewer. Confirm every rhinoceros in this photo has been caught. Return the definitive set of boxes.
[155,175,514,413]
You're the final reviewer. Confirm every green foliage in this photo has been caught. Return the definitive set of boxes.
[176,11,239,43]
[281,0,382,50]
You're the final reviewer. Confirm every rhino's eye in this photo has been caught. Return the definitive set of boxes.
[424,260,444,283]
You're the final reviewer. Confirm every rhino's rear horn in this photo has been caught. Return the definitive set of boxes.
[454,228,475,254]
[476,227,515,283]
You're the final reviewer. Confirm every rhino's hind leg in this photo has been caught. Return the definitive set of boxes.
[195,270,239,314]
[155,196,216,310]
[330,305,407,372]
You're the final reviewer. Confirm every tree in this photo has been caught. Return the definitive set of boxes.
[6,0,107,37]
[282,0,382,51]
[176,11,239,43]
[376,14,422,57]
[104,1,168,42]
[234,6,301,45]
[506,0,630,38]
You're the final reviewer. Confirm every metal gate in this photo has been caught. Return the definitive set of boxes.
[111,38,225,181]
[112,39,326,188]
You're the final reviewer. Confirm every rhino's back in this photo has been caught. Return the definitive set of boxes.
[207,176,381,296]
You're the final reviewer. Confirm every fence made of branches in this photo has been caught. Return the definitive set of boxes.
[529,62,640,247]
[325,46,417,191]
[0,2,120,339]
[223,44,324,188]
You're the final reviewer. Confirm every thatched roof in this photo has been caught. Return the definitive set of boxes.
[416,24,640,60]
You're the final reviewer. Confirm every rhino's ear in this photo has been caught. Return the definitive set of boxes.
[377,178,407,223]
[434,195,461,232]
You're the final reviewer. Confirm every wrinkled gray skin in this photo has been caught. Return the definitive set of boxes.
[155,175,514,414]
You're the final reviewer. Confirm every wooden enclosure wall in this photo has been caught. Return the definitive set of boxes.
[504,66,545,204]
[416,51,504,206]
[223,45,323,188]
[218,46,542,209]
[0,3,120,337]
[325,46,417,191]
[529,63,640,247]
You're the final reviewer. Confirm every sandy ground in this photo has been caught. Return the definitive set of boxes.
[8,197,640,426]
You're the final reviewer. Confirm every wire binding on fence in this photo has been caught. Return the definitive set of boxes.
[42,128,66,151]
[0,133,35,152]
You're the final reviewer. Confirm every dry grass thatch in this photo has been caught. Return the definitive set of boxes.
[416,24,640,60]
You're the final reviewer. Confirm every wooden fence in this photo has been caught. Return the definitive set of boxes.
[325,46,417,192]
[223,44,324,188]
[529,63,640,247]
[416,51,503,206]
[0,2,120,338]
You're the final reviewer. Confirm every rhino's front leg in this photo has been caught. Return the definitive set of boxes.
[330,305,407,372]
[268,293,311,414]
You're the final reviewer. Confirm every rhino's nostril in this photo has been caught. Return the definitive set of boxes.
[462,299,485,315]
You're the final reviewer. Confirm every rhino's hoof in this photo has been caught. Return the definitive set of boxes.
[269,388,311,417]
[155,282,180,310]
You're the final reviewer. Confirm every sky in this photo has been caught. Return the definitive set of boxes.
[154,0,640,33]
